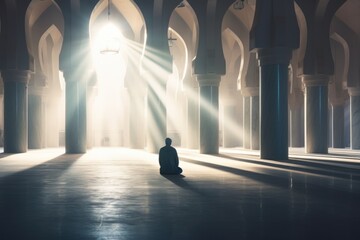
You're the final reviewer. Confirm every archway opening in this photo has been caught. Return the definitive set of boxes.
[88,0,145,148]
[91,22,127,147]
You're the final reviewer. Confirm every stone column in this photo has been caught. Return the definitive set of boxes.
[349,89,360,149]
[331,104,345,148]
[242,96,251,149]
[55,1,99,153]
[289,105,304,147]
[28,94,44,149]
[303,76,329,153]
[64,71,87,153]
[241,52,259,150]
[296,0,346,153]
[44,91,61,148]
[250,95,260,150]
[28,73,47,149]
[221,77,239,148]
[241,88,259,150]
[188,0,235,154]
[198,75,220,154]
[0,82,3,147]
[250,0,299,160]
[258,48,293,160]
[128,85,145,149]
[236,93,244,148]
[328,107,332,147]
[86,83,96,149]
[223,105,237,147]
[1,70,30,153]
[289,87,304,148]
[328,37,348,149]
[186,86,199,149]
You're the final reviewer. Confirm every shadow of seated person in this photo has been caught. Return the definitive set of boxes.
[159,138,183,175]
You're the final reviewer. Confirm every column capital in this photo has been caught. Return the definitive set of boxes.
[296,0,346,76]
[250,0,299,51]
[1,69,31,84]
[330,99,347,107]
[197,74,221,87]
[302,75,330,86]
[188,0,234,75]
[256,47,293,66]
[29,72,47,88]
[241,87,259,97]
[348,88,360,96]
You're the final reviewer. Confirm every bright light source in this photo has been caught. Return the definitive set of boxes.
[93,22,123,55]
[90,22,127,147]
[91,22,126,86]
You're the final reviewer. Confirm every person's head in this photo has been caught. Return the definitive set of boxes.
[165,138,172,146]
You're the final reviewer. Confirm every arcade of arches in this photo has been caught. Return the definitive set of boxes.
[0,0,359,160]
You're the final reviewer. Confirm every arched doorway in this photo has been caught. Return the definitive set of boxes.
[25,0,64,149]
[88,0,145,148]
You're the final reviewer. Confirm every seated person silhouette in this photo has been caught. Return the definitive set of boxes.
[159,138,183,175]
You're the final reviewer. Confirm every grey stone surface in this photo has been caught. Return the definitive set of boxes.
[223,105,238,148]
[0,148,359,240]
[260,64,288,160]
[305,85,328,153]
[289,107,304,147]
[28,94,44,149]
[65,80,87,153]
[199,84,219,154]
[243,97,251,149]
[250,96,259,150]
[351,95,360,149]
[332,105,345,148]
[2,71,30,153]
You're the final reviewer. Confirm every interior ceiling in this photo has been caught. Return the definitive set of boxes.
[335,0,360,38]
[228,0,359,39]
[34,0,360,44]
[228,0,265,31]
[174,5,196,33]
[112,0,143,33]
[27,0,53,27]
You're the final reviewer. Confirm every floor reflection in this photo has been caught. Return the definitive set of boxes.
[0,148,359,239]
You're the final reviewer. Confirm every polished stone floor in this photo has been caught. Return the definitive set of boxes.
[0,147,359,240]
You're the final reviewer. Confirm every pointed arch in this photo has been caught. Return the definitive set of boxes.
[25,0,64,74]
[170,3,199,90]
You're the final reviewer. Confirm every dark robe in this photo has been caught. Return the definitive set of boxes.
[159,145,182,174]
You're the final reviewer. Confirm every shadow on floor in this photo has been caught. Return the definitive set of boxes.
[216,153,360,180]
[161,174,209,197]
[180,156,360,199]
[0,153,85,239]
